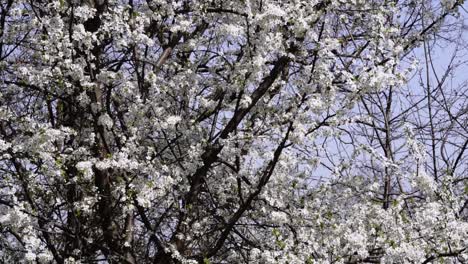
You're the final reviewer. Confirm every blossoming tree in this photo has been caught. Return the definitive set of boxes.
[0,0,466,263]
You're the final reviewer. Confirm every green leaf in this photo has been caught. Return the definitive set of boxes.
[272,228,280,237]
[291,180,298,188]
[276,240,286,249]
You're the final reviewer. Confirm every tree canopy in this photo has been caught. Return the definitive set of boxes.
[0,0,467,263]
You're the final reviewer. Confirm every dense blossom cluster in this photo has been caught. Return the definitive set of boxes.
[0,0,466,263]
